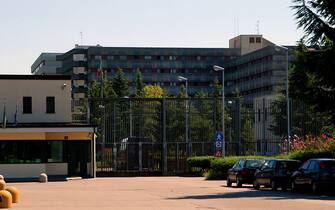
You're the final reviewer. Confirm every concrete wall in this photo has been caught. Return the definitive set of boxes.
[0,163,68,178]
[0,79,72,123]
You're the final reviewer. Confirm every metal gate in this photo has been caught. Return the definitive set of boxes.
[88,97,325,175]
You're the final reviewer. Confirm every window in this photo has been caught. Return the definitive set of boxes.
[73,54,87,61]
[46,97,55,114]
[144,55,152,60]
[47,141,63,163]
[119,55,127,60]
[256,37,261,43]
[23,97,32,114]
[249,37,255,43]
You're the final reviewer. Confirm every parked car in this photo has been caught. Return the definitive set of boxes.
[291,159,335,193]
[253,159,301,190]
[226,159,263,187]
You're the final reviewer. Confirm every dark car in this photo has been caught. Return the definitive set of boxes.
[291,159,335,193]
[226,159,263,187]
[253,159,301,190]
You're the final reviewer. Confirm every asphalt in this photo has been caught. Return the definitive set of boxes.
[8,177,335,210]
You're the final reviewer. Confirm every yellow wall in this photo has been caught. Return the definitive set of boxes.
[0,132,93,141]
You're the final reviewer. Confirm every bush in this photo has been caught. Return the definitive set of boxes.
[288,149,334,162]
[186,156,264,180]
[186,156,214,170]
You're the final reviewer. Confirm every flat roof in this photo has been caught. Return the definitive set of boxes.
[0,75,71,80]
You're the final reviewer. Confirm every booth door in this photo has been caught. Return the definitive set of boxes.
[67,141,90,177]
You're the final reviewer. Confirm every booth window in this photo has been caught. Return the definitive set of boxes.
[23,97,32,114]
[46,97,55,113]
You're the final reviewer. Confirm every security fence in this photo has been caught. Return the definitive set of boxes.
[88,97,326,175]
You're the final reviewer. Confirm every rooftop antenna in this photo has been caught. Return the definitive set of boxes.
[80,31,83,45]
[237,17,239,35]
[256,20,260,35]
[234,16,236,37]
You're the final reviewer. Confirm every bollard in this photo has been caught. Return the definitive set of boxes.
[0,190,12,208]
[5,187,19,204]
[39,173,48,183]
[0,181,6,191]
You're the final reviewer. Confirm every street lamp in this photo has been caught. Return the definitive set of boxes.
[178,75,190,157]
[274,46,290,153]
[213,65,225,157]
[178,76,188,96]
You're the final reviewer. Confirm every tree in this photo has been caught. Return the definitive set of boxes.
[178,85,187,98]
[291,0,335,124]
[143,84,164,98]
[213,78,222,97]
[88,79,115,98]
[292,0,335,45]
[112,68,129,97]
[135,69,144,97]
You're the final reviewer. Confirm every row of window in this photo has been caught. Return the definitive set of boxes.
[91,55,230,61]
[90,68,218,74]
[22,96,55,114]
[226,55,273,72]
[226,70,272,85]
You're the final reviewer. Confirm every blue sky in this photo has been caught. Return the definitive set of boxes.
[0,0,303,74]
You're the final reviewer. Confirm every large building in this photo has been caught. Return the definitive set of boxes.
[31,35,290,108]
[0,75,95,180]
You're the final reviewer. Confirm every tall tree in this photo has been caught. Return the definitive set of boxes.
[112,68,129,97]
[292,0,335,45]
[291,0,335,123]
[135,69,144,97]
[178,85,187,98]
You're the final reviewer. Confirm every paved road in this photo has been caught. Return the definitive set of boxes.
[10,177,335,210]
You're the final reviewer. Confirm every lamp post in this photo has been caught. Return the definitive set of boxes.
[213,65,225,157]
[178,76,190,157]
[275,46,290,153]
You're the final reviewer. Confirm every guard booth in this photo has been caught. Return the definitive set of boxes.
[0,125,95,180]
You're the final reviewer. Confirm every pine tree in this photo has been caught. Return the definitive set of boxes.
[135,69,144,97]
[112,68,129,97]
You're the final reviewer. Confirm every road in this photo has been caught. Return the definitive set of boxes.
[10,177,335,210]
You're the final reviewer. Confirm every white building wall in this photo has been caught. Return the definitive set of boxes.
[0,79,72,123]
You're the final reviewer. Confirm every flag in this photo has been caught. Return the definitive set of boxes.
[2,103,7,128]
[13,105,18,126]
[98,58,104,98]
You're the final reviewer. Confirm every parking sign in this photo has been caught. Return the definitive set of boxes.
[214,131,224,157]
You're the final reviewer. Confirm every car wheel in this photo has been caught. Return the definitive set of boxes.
[226,177,232,187]
[236,176,242,188]
[253,179,260,190]
[271,180,277,191]
[312,181,319,194]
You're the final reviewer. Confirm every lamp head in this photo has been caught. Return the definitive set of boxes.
[213,65,225,71]
[178,76,187,81]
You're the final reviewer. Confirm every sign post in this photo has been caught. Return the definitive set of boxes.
[214,131,224,157]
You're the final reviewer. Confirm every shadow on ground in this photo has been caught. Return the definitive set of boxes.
[168,189,335,201]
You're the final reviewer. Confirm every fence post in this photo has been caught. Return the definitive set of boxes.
[162,98,167,175]
[234,98,241,155]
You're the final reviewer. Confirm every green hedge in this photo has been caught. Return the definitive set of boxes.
[187,156,265,180]
[187,151,335,180]
[288,150,334,162]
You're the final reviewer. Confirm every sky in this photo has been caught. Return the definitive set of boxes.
[0,0,303,74]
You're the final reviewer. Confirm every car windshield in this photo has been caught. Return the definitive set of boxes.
[245,160,262,168]
[278,161,300,171]
[320,161,335,169]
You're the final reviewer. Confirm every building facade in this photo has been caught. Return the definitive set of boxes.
[0,75,95,180]
[31,35,290,109]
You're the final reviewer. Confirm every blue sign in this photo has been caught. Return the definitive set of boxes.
[214,131,224,157]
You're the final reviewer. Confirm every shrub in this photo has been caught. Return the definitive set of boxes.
[186,156,214,170]
[288,149,333,162]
